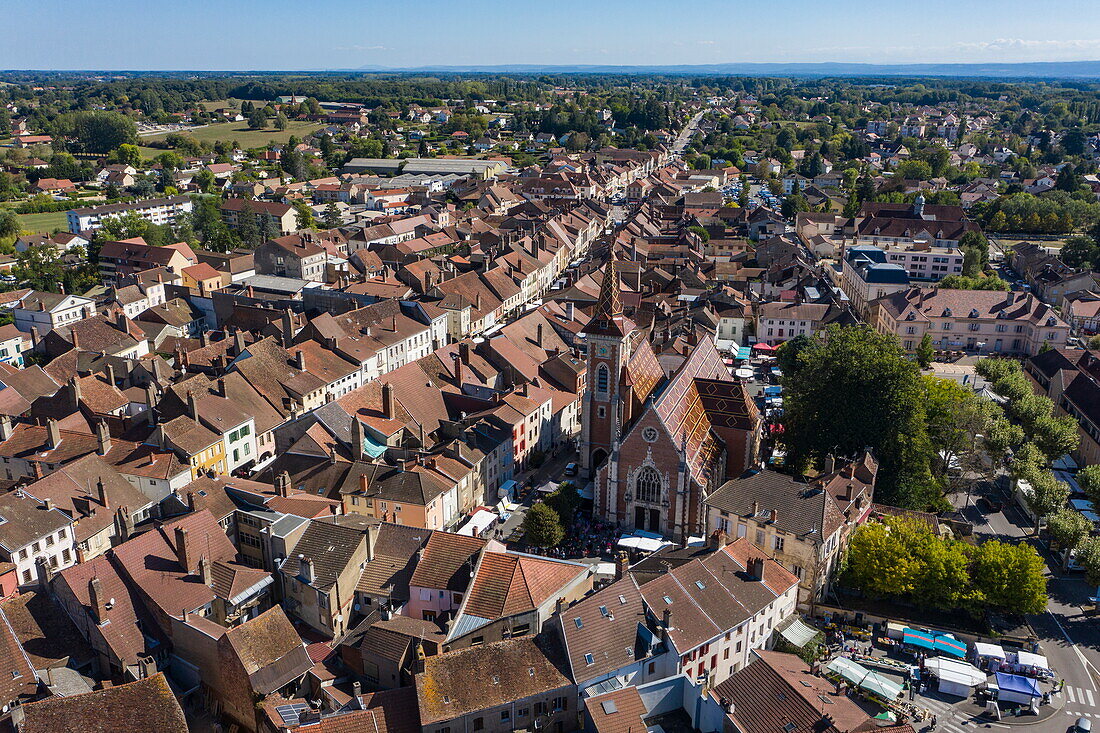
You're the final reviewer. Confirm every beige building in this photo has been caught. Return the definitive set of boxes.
[869,287,1069,356]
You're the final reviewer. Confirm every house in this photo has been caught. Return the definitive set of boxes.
[20,673,188,733]
[13,291,96,335]
[0,488,77,587]
[0,323,30,367]
[32,178,75,194]
[1026,348,1100,466]
[97,238,197,284]
[704,452,877,608]
[839,245,912,318]
[870,287,1070,356]
[278,516,369,638]
[220,198,298,236]
[414,635,576,733]
[254,233,328,282]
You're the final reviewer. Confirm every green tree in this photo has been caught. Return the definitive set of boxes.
[98,211,150,241]
[0,210,19,239]
[1060,236,1100,271]
[1047,508,1092,552]
[1076,536,1100,588]
[780,325,937,508]
[970,540,1048,615]
[522,502,564,548]
[248,108,268,130]
[1079,464,1100,506]
[988,210,1008,232]
[293,201,316,230]
[687,225,710,243]
[236,203,260,246]
[107,143,142,166]
[274,113,288,131]
[51,110,138,153]
[958,231,990,277]
[322,202,341,229]
[545,482,581,525]
[916,333,935,369]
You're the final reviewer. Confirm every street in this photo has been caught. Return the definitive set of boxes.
[951,476,1100,727]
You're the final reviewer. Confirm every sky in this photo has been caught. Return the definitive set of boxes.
[5,0,1100,70]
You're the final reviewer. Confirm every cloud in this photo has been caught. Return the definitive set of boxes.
[697,40,716,46]
[955,38,1100,53]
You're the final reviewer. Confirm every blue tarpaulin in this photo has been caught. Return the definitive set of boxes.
[903,628,936,650]
[361,432,387,459]
[934,634,967,658]
[764,386,783,396]
[736,347,751,360]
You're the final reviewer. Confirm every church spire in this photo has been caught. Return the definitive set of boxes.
[582,252,632,336]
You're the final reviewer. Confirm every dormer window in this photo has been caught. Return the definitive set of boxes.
[969,309,979,318]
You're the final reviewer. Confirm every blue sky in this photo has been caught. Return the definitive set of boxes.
[6,0,1100,70]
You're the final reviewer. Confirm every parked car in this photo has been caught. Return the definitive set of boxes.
[564,462,578,477]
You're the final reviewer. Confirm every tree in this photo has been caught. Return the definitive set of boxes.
[98,211,150,241]
[545,482,581,525]
[1077,536,1100,588]
[1047,508,1091,552]
[107,143,142,166]
[522,503,564,548]
[916,333,935,369]
[781,194,810,219]
[193,169,217,193]
[780,325,937,508]
[274,113,288,131]
[1079,464,1100,506]
[236,203,260,247]
[1060,235,1100,271]
[322,202,341,229]
[988,210,1008,232]
[958,231,990,277]
[51,110,138,153]
[687,225,710,243]
[970,540,1048,615]
[248,109,268,130]
[0,210,19,239]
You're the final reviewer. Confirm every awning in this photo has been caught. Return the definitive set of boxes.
[934,634,967,658]
[736,347,752,360]
[826,657,903,701]
[973,642,1006,660]
[923,657,986,687]
[753,342,776,352]
[995,672,1041,698]
[903,628,936,650]
[763,385,783,396]
[1013,651,1050,671]
[360,431,387,459]
[779,618,820,648]
[734,368,754,379]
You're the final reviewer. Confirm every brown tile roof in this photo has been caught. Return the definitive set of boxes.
[415,635,571,725]
[280,519,366,592]
[356,523,428,600]
[0,590,93,670]
[55,553,152,666]
[223,606,313,695]
[585,686,647,733]
[462,552,587,620]
[294,687,421,733]
[558,575,649,684]
[408,531,484,592]
[20,672,188,733]
[0,604,38,705]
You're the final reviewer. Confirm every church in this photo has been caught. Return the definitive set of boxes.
[579,256,763,542]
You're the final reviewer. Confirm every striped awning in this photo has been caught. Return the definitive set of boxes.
[903,628,936,650]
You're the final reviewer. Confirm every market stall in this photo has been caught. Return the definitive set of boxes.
[1007,650,1052,679]
[994,672,1042,706]
[923,657,987,698]
[933,633,967,658]
[973,642,1007,672]
[826,657,904,703]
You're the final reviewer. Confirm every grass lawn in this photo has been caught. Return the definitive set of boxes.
[138,119,326,156]
[16,210,69,234]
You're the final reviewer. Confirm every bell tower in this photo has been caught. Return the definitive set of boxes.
[580,254,634,479]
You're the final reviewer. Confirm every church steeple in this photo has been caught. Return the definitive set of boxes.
[582,253,634,337]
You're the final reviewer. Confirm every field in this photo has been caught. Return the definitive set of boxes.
[16,210,69,234]
[138,119,326,156]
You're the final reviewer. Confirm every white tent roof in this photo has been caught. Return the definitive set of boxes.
[973,642,1006,659]
[617,535,673,553]
[924,657,987,687]
[457,509,497,536]
[1014,650,1049,670]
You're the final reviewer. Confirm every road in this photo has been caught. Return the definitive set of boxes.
[953,477,1100,726]
[671,111,705,156]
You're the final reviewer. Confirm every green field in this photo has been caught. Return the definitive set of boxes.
[138,119,326,156]
[16,210,69,234]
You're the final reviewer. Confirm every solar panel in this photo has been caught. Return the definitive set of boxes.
[276,703,310,726]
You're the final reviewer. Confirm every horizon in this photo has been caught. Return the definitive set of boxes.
[6,0,1100,72]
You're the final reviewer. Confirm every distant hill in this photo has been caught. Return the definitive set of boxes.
[352,60,1100,79]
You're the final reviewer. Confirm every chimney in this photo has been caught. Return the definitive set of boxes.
[233,328,246,356]
[275,471,291,497]
[46,419,61,450]
[748,556,764,580]
[68,376,81,404]
[89,577,108,624]
[30,326,39,347]
[198,556,212,586]
[351,417,365,461]
[299,555,315,584]
[106,363,117,387]
[115,505,134,541]
[0,415,12,442]
[116,312,127,332]
[43,498,52,512]
[474,292,481,311]
[555,597,565,616]
[709,529,728,551]
[281,309,295,345]
[565,302,575,321]
[174,526,192,573]
[144,384,159,425]
[199,331,210,348]
[96,421,112,456]
[216,378,226,398]
[381,382,394,419]
[536,323,543,347]
[187,391,199,420]
[769,508,778,524]
[662,607,672,630]
[294,348,306,371]
[452,352,463,386]
[615,551,630,580]
[750,500,759,518]
[96,478,109,509]
[458,341,470,365]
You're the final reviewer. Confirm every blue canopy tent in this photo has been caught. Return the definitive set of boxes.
[763,385,783,396]
[736,346,752,360]
[902,628,936,651]
[995,672,1041,705]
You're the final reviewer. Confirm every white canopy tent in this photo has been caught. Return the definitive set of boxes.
[923,657,987,698]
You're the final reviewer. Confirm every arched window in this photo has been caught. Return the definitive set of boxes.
[635,467,662,504]
[596,364,609,394]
